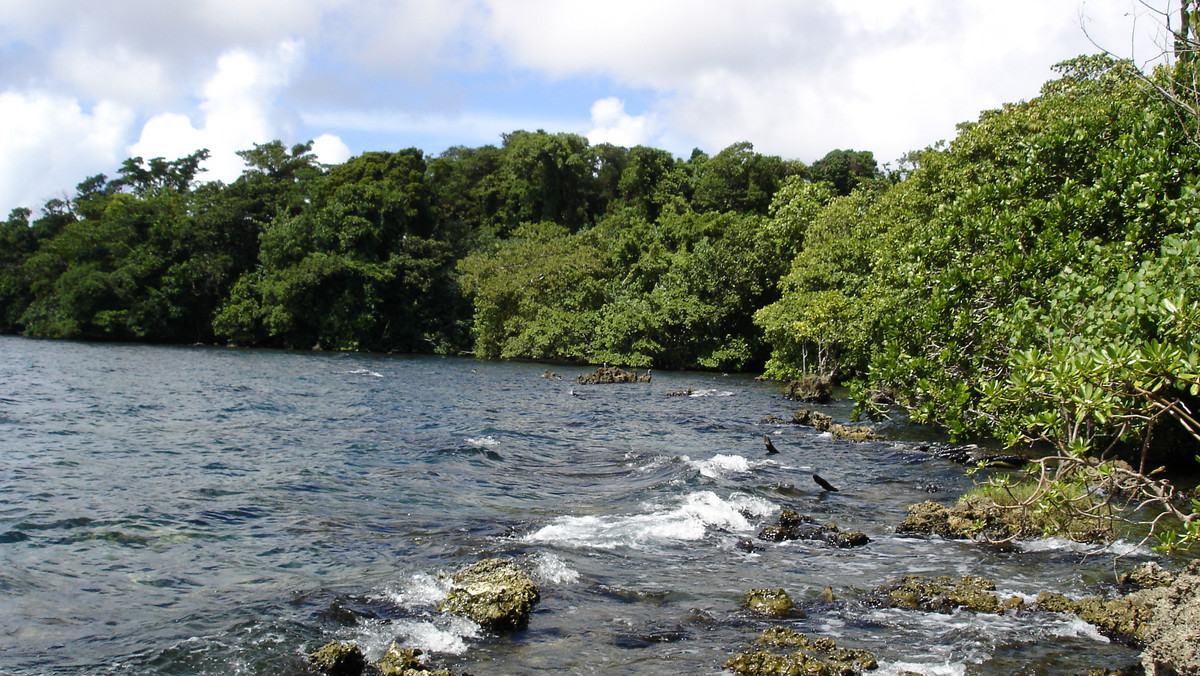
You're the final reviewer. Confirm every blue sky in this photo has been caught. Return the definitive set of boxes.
[0,0,1173,213]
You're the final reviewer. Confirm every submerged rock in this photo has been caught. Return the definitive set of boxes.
[873,575,1023,614]
[1140,561,1200,676]
[743,588,797,617]
[308,641,366,676]
[726,626,877,675]
[576,366,650,384]
[1037,590,1161,639]
[438,558,541,632]
[783,376,833,403]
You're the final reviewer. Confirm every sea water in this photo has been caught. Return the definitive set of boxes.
[0,336,1157,674]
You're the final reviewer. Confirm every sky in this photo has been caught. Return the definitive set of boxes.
[0,0,1178,213]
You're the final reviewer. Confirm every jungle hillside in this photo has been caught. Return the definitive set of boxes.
[3,53,1200,473]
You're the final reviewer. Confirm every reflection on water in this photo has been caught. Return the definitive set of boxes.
[0,336,1159,674]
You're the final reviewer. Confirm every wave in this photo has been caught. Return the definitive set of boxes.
[687,388,733,397]
[341,368,383,378]
[523,491,775,550]
[682,453,770,478]
[465,435,500,448]
[531,551,581,585]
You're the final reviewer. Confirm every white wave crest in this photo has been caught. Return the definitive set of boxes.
[384,572,450,608]
[683,453,782,478]
[354,615,481,660]
[343,368,383,378]
[531,551,581,585]
[876,661,966,676]
[523,491,774,550]
[688,388,733,397]
[1049,617,1111,643]
[465,435,500,447]
[1015,537,1150,557]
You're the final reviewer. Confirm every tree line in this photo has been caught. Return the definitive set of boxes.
[2,54,1200,467]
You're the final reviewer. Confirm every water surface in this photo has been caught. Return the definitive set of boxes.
[0,337,1158,674]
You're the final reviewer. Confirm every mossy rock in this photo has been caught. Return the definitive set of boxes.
[308,641,366,676]
[1141,561,1200,676]
[376,643,455,676]
[438,558,541,632]
[783,376,833,403]
[726,626,877,675]
[1117,561,1175,589]
[743,588,796,617]
[874,575,1023,614]
[1036,591,1159,640]
[792,409,833,431]
[829,424,882,442]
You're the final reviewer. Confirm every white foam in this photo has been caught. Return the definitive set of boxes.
[688,388,733,397]
[1049,617,1111,644]
[465,435,500,448]
[343,368,383,377]
[1015,537,1150,557]
[684,453,755,478]
[531,551,581,585]
[876,661,967,676]
[354,615,480,660]
[524,491,775,550]
[384,572,450,608]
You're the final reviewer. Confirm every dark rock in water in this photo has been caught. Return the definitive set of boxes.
[575,365,650,384]
[438,558,541,632]
[376,642,455,675]
[725,626,877,675]
[812,474,838,492]
[782,376,833,403]
[825,531,869,548]
[817,585,836,603]
[764,434,779,455]
[758,414,786,424]
[736,537,763,553]
[308,641,366,676]
[756,509,869,548]
[742,588,797,617]
[1139,561,1200,675]
[873,575,1023,614]
[666,388,695,397]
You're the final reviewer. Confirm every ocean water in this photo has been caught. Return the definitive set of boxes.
[0,336,1156,674]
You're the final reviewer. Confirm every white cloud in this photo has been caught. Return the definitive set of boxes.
[129,40,303,183]
[586,98,655,148]
[311,133,352,165]
[0,92,132,211]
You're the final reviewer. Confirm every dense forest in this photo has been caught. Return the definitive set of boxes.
[3,54,1200,470]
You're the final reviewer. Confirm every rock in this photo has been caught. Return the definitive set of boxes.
[1036,590,1162,639]
[666,388,696,397]
[895,500,988,540]
[757,509,869,548]
[817,586,836,603]
[725,626,877,676]
[825,530,870,548]
[375,643,455,676]
[783,376,833,403]
[575,366,648,384]
[308,641,366,676]
[1141,562,1200,676]
[792,409,833,431]
[743,588,797,617]
[438,558,541,632]
[874,575,1024,614]
[1118,562,1176,590]
[830,424,882,442]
